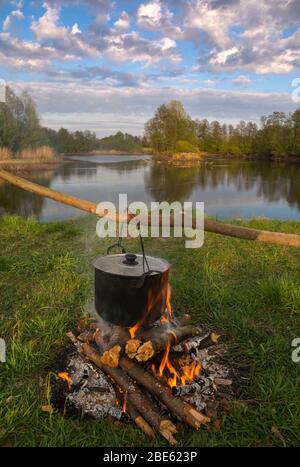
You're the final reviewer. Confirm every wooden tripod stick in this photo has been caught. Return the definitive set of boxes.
[1,168,300,248]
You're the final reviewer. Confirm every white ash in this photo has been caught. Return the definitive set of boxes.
[65,354,117,419]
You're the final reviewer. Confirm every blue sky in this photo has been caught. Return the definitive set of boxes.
[0,0,300,136]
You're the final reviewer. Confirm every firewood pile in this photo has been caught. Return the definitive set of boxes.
[51,313,240,445]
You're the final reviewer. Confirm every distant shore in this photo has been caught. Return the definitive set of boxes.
[2,150,299,175]
[64,149,150,156]
[0,158,67,174]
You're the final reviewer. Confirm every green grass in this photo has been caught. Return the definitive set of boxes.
[1,214,300,446]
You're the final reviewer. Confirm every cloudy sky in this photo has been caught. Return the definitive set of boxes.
[0,0,300,136]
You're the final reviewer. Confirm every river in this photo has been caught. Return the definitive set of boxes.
[1,154,300,221]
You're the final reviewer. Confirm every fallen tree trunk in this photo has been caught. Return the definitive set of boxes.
[1,168,300,248]
[119,355,210,429]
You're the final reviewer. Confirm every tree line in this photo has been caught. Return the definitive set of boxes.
[1,86,300,158]
[0,86,145,154]
[145,100,300,158]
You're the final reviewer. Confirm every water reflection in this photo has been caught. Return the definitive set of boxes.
[1,155,300,221]
[0,175,50,218]
[145,159,300,218]
[144,163,197,202]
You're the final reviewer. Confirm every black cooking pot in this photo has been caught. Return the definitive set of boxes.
[93,253,170,327]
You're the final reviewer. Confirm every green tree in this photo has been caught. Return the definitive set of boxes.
[145,100,196,154]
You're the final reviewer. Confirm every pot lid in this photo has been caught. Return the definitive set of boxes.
[93,253,170,277]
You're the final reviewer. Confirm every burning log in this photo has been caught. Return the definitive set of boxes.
[119,355,210,429]
[135,341,154,362]
[94,321,200,366]
[136,324,201,362]
[70,336,178,444]
[92,326,130,368]
[100,345,121,368]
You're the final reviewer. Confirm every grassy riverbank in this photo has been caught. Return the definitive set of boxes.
[1,215,300,447]
[0,146,66,173]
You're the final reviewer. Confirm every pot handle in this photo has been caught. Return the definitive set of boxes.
[107,222,127,254]
[106,241,126,255]
[134,269,162,288]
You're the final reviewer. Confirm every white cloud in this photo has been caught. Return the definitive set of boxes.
[0,31,81,72]
[114,11,130,30]
[137,0,182,38]
[137,1,163,28]
[159,37,176,50]
[71,23,81,35]
[31,3,99,58]
[185,0,235,48]
[187,0,300,74]
[203,79,217,86]
[232,75,251,85]
[100,30,181,66]
[210,47,239,66]
[3,9,24,31]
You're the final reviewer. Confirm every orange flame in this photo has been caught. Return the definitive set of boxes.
[160,314,169,325]
[180,361,201,385]
[166,284,172,318]
[159,338,178,388]
[129,323,139,339]
[129,287,163,338]
[123,394,127,414]
[58,372,73,391]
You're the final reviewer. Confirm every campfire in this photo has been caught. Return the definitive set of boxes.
[52,251,237,445]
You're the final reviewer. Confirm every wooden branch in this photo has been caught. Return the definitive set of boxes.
[204,218,300,248]
[126,401,156,439]
[0,169,98,215]
[185,332,221,353]
[1,168,300,248]
[119,355,210,429]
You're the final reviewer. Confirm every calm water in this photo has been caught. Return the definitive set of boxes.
[1,154,300,221]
